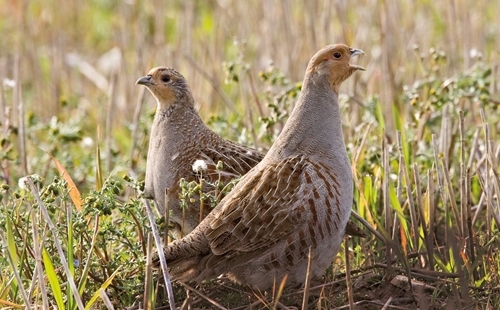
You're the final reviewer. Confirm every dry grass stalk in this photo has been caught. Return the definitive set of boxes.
[412,163,427,266]
[425,169,435,270]
[99,289,116,310]
[31,210,49,309]
[144,233,154,309]
[270,275,288,310]
[448,226,472,309]
[301,246,314,310]
[14,53,27,176]
[382,134,392,269]
[380,296,393,310]
[396,132,418,256]
[129,85,147,172]
[143,199,176,308]
[343,240,354,310]
[105,72,118,174]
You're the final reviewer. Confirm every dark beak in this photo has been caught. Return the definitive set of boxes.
[349,48,366,71]
[136,75,153,86]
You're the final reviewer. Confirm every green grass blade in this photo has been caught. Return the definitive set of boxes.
[389,184,412,248]
[96,138,104,190]
[375,97,386,134]
[42,248,64,310]
[5,218,19,295]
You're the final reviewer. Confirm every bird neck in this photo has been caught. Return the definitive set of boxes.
[268,77,347,162]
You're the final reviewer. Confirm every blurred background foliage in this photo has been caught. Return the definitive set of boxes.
[0,0,498,188]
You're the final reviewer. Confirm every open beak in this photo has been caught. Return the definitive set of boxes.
[136,75,153,86]
[349,48,366,71]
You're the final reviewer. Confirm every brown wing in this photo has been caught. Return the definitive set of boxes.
[193,141,264,185]
[204,140,264,175]
[205,155,317,255]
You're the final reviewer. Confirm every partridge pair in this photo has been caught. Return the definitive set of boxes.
[137,66,365,240]
[138,44,365,290]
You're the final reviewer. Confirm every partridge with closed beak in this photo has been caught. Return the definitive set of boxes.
[136,67,366,240]
[152,44,365,290]
[136,67,263,239]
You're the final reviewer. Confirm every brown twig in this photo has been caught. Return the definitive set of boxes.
[180,282,228,310]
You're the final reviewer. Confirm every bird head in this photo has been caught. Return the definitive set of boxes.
[305,44,365,93]
[136,67,194,108]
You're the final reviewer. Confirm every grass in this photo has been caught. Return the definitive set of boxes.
[1,0,500,309]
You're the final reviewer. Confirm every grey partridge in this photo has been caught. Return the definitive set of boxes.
[136,67,263,239]
[136,67,367,240]
[152,44,365,290]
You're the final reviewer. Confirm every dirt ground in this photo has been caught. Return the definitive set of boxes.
[144,270,473,310]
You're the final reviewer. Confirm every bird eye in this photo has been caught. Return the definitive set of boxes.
[333,52,342,59]
[161,75,171,82]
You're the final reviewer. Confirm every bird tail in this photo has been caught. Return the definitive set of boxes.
[171,228,209,255]
[151,230,209,280]
[167,255,205,282]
